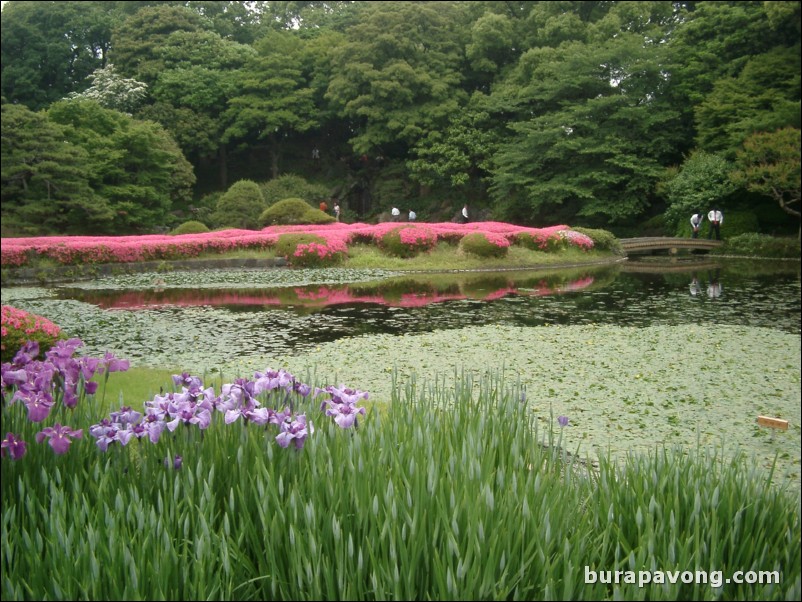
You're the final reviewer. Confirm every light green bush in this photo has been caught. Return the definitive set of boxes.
[210,180,266,230]
[170,220,210,235]
[260,198,335,226]
[274,233,327,258]
[717,233,801,258]
[572,227,623,254]
[260,174,329,206]
[459,232,509,258]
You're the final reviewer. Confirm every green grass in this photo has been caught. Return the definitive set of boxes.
[343,242,615,271]
[95,366,186,412]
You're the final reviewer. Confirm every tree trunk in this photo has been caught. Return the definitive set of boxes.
[218,144,228,190]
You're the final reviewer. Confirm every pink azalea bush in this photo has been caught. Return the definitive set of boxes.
[1,222,594,269]
[291,240,348,268]
[1,306,63,363]
[378,225,439,258]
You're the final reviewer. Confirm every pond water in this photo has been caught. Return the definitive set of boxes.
[3,257,800,487]
[2,257,800,363]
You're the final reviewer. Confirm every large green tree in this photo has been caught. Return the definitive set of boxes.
[733,127,801,239]
[110,4,209,85]
[1,102,99,235]
[488,24,683,226]
[325,1,468,156]
[224,30,320,179]
[661,151,737,235]
[47,100,195,234]
[135,27,255,187]
[1,0,118,110]
[695,46,801,157]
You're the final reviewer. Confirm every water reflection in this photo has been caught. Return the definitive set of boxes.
[56,270,599,311]
[49,259,801,344]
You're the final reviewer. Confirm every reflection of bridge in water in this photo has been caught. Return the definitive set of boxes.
[619,260,720,274]
[619,237,723,255]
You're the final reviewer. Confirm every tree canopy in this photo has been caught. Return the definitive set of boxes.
[2,0,800,236]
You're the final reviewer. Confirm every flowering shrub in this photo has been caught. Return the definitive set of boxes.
[291,241,347,268]
[459,232,510,258]
[378,225,438,258]
[1,222,597,270]
[1,339,369,463]
[515,231,559,251]
[1,306,63,363]
[515,229,595,253]
[274,233,326,258]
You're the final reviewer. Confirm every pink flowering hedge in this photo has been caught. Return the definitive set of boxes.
[1,222,593,268]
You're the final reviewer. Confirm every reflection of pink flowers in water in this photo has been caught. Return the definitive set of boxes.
[560,276,595,291]
[84,274,596,311]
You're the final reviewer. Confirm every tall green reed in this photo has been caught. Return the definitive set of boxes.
[2,370,800,600]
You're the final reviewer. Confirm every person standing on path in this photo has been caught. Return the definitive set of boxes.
[690,210,704,239]
[707,207,723,240]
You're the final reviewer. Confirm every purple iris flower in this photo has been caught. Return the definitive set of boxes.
[172,372,202,390]
[557,415,569,428]
[325,401,366,429]
[12,341,40,365]
[1,367,29,388]
[325,385,369,406]
[101,352,130,373]
[23,390,55,422]
[1,433,27,460]
[294,382,312,397]
[110,406,143,425]
[164,454,182,470]
[166,406,211,432]
[275,414,311,449]
[89,419,130,451]
[35,423,83,455]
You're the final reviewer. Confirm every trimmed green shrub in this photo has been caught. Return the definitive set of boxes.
[715,210,759,239]
[572,227,623,254]
[260,198,335,226]
[301,209,337,225]
[170,220,210,235]
[1,305,64,363]
[210,180,266,230]
[274,233,327,259]
[260,174,329,206]
[515,231,562,252]
[716,233,801,258]
[378,226,438,258]
[459,232,510,258]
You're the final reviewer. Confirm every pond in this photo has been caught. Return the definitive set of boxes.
[2,257,800,487]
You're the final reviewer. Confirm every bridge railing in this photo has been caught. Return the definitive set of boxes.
[619,237,723,254]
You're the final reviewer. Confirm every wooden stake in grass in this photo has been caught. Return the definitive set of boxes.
[757,415,790,430]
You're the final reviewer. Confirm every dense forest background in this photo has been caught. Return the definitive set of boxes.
[1,1,799,237]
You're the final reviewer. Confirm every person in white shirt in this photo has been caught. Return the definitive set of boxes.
[461,204,469,223]
[408,209,416,221]
[690,210,704,239]
[391,207,400,221]
[707,207,723,240]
